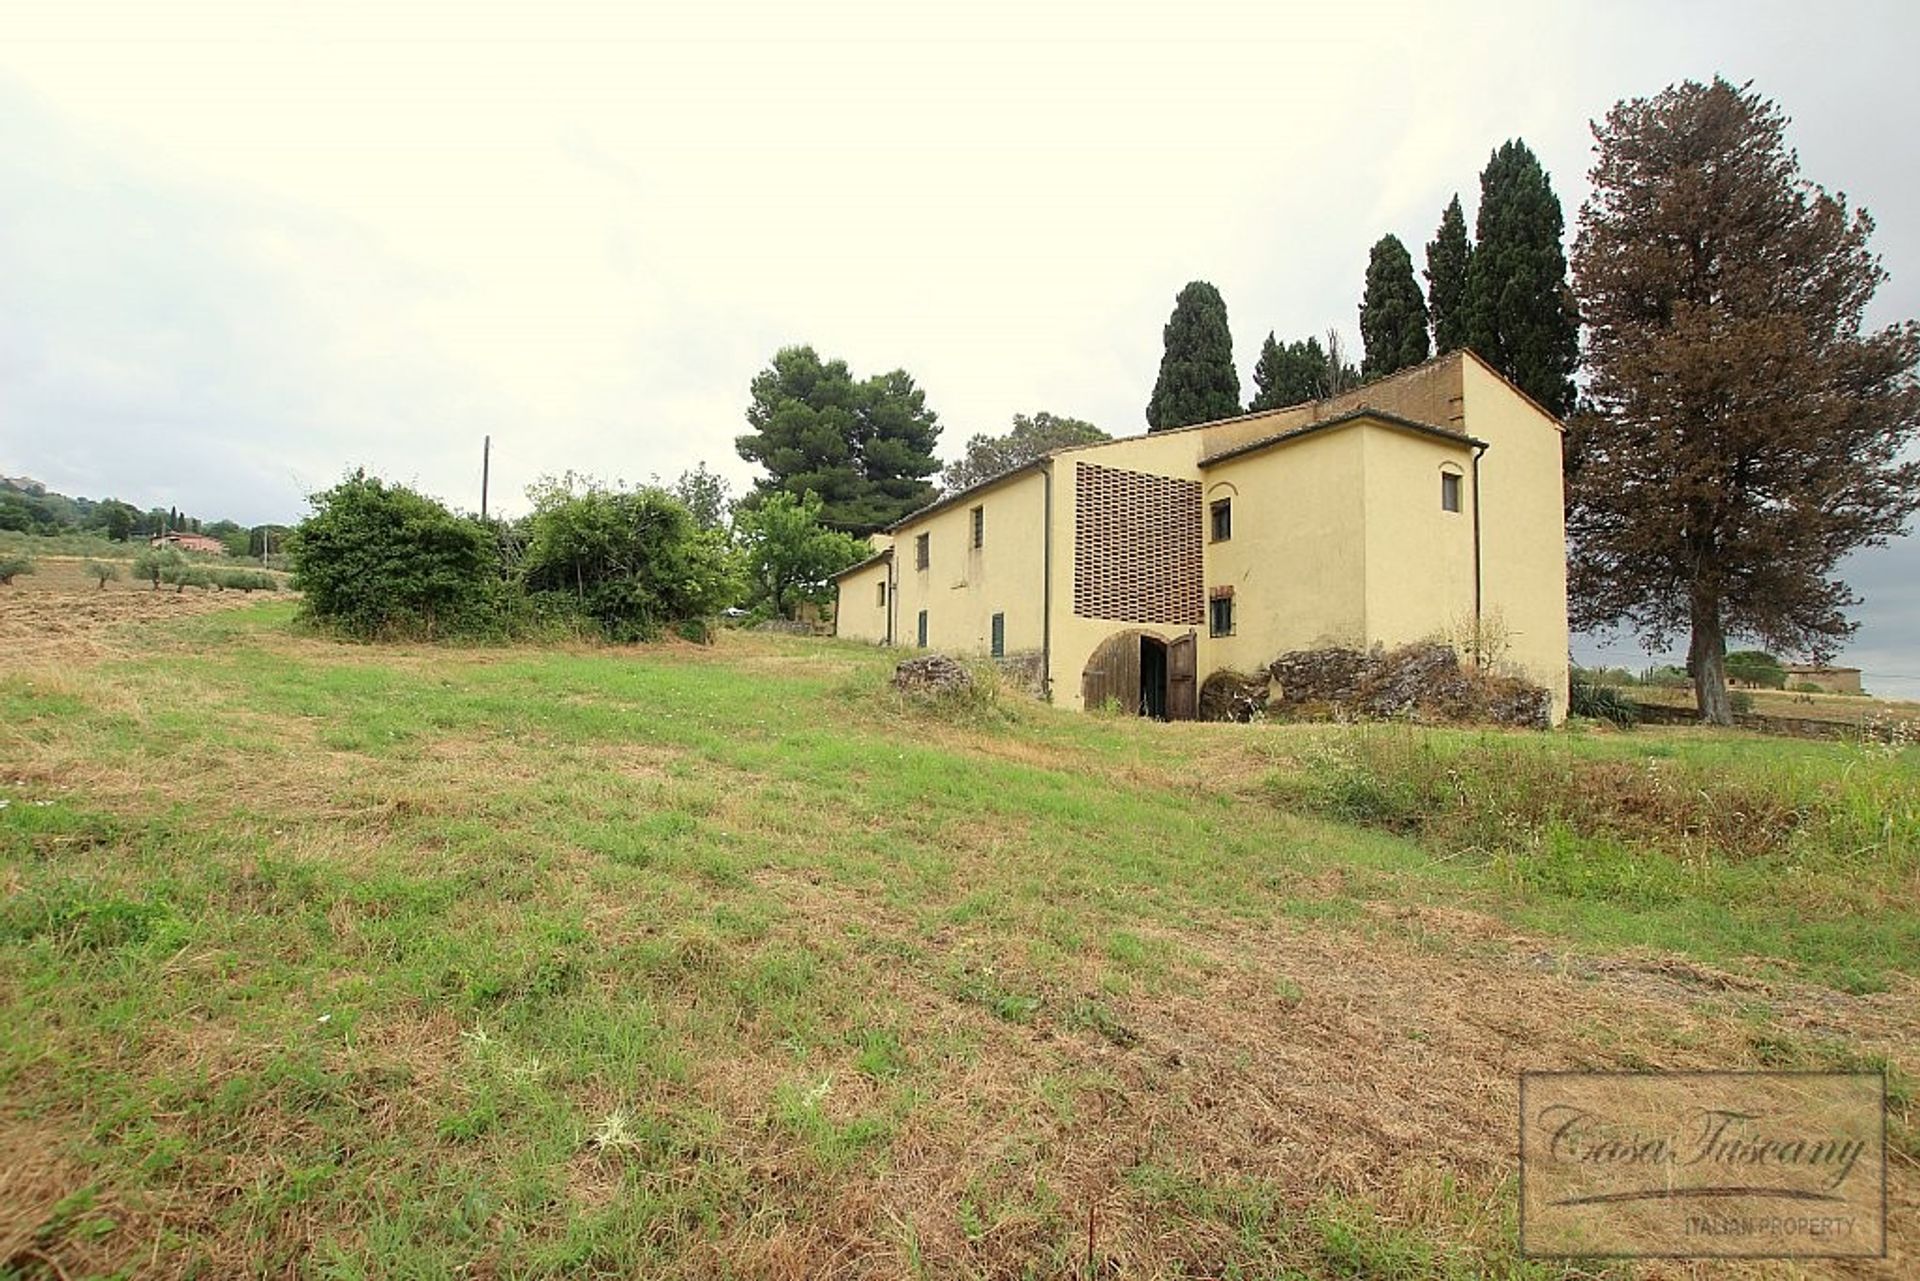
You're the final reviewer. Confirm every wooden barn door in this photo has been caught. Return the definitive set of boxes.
[1167,632,1197,721]
[1081,632,1142,713]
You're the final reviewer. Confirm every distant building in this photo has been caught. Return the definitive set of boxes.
[150,531,228,556]
[1782,664,1863,695]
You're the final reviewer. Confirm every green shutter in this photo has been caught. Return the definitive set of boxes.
[990,613,1005,657]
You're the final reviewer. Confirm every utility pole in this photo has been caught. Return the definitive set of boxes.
[481,435,491,520]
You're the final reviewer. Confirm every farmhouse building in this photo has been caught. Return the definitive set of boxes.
[833,350,1570,722]
[1782,664,1864,695]
[149,531,228,555]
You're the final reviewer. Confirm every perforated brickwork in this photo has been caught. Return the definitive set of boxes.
[1072,462,1205,624]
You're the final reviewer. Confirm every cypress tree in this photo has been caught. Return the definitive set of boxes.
[1146,281,1241,431]
[1463,140,1580,416]
[1248,333,1288,411]
[1249,333,1330,410]
[1358,234,1431,379]
[1424,195,1472,353]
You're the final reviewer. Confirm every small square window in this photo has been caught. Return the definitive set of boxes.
[1209,595,1234,637]
[971,505,984,550]
[1441,472,1463,513]
[915,532,930,569]
[875,581,887,607]
[1210,499,1232,542]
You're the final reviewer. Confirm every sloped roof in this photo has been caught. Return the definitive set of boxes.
[829,545,893,582]
[883,458,1049,534]
[881,348,1549,535]
[1200,407,1485,468]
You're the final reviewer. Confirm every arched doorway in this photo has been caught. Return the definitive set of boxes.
[1081,630,1196,720]
[1139,634,1168,718]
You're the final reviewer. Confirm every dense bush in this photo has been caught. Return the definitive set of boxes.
[291,472,496,639]
[163,564,213,592]
[132,546,187,589]
[519,476,740,641]
[288,470,747,644]
[1568,671,1639,726]
[0,555,34,585]
[215,569,278,593]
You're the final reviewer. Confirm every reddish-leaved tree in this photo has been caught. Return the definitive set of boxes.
[1569,78,1920,723]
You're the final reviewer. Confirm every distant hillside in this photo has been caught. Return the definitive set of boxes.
[0,475,289,554]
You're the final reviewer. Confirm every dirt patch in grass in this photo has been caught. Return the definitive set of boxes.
[0,1121,151,1280]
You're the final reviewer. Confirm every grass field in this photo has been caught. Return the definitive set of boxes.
[1626,680,1920,732]
[2,592,1916,1278]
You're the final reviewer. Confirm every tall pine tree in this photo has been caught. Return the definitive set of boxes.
[1425,195,1472,354]
[1463,140,1580,416]
[735,345,942,535]
[1146,281,1241,430]
[1358,234,1431,379]
[1569,78,1919,724]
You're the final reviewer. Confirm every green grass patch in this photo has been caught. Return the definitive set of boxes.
[1269,723,1920,987]
[0,610,1910,1275]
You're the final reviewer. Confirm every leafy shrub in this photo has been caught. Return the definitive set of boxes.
[1730,689,1755,715]
[84,561,121,589]
[291,472,496,639]
[132,546,186,589]
[1569,671,1639,726]
[519,476,740,641]
[162,564,214,592]
[0,554,34,585]
[215,569,278,593]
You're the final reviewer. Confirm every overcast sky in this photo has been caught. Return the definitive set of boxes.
[2,2,1917,691]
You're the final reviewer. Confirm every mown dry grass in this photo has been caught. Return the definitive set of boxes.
[0,555,278,666]
[2,592,1916,1278]
[1629,681,1920,730]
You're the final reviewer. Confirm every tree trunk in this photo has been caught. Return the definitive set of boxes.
[1688,596,1733,725]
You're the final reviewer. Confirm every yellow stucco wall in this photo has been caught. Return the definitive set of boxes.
[1357,424,1478,650]
[1200,426,1370,675]
[833,553,893,644]
[890,469,1050,658]
[1460,355,1570,718]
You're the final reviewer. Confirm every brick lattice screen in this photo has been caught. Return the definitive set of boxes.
[1072,462,1204,624]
